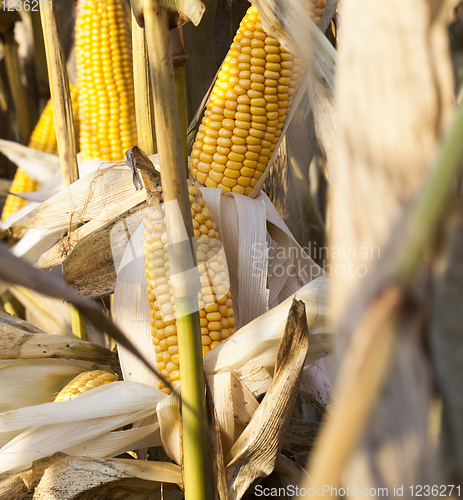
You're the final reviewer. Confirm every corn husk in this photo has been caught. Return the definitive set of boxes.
[11,164,146,231]
[0,382,165,474]
[62,423,161,458]
[0,453,182,499]
[0,358,100,447]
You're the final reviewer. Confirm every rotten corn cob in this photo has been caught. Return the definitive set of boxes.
[54,370,118,401]
[1,83,79,221]
[189,3,325,195]
[76,0,137,161]
[144,182,236,394]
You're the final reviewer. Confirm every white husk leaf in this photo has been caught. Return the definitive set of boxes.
[62,423,161,458]
[0,382,166,474]
[0,359,96,447]
[203,276,330,376]
[10,228,64,264]
[0,409,155,474]
[0,382,164,432]
[207,372,235,458]
[0,359,98,415]
[0,201,39,230]
[107,457,182,484]
[113,223,158,386]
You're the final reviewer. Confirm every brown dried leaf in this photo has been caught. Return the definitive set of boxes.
[62,203,145,298]
[225,299,309,500]
[0,330,119,370]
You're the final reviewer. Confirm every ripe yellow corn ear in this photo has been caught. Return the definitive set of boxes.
[144,182,237,394]
[76,0,137,161]
[189,4,315,195]
[1,83,79,221]
[54,370,118,401]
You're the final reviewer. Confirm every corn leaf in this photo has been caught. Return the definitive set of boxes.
[0,139,60,184]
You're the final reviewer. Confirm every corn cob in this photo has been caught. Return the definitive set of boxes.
[1,83,80,221]
[309,0,327,26]
[76,0,137,161]
[189,4,318,195]
[54,370,118,402]
[144,182,237,394]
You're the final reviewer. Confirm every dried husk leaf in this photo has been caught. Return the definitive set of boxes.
[225,300,309,500]
[0,452,182,500]
[12,165,146,231]
[10,227,64,264]
[0,309,43,334]
[0,139,60,184]
[60,204,145,297]
[233,365,272,398]
[0,358,99,447]
[0,330,119,368]
[228,372,260,428]
[201,189,324,324]
[206,377,229,500]
[62,424,161,459]
[203,277,330,376]
[157,392,182,464]
[207,372,235,459]
[0,243,159,382]
[0,382,166,474]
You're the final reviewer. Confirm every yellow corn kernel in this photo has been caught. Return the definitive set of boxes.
[54,370,118,401]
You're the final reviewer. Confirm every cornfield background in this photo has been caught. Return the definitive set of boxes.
[1,0,463,498]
